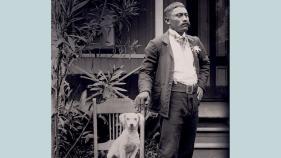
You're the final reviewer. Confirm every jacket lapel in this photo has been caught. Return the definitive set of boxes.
[161,31,174,59]
[187,35,198,58]
[187,35,200,73]
[187,35,196,54]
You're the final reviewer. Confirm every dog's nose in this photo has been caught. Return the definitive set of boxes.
[130,124,134,127]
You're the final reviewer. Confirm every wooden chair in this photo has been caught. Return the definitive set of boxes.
[93,98,145,158]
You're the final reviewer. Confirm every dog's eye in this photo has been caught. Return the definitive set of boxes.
[134,118,137,121]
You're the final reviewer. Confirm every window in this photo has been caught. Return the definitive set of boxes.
[83,0,155,55]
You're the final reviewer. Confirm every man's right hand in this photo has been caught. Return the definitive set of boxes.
[134,91,150,111]
[147,111,158,118]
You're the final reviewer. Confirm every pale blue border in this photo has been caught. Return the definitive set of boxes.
[0,0,51,157]
[231,0,281,157]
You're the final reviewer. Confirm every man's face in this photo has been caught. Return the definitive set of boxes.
[165,7,190,34]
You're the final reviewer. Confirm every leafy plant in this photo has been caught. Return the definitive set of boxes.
[74,65,141,103]
[52,0,142,157]
[87,65,127,100]
[145,138,160,158]
[54,82,94,158]
[51,1,97,156]
[56,105,94,158]
[108,0,140,33]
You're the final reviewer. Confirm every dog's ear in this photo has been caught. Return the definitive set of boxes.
[119,113,126,127]
[137,113,144,127]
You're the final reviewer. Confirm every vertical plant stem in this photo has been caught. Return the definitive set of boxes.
[55,49,62,158]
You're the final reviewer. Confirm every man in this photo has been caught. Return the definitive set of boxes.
[135,2,210,158]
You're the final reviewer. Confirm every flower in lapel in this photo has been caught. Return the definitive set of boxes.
[191,45,201,54]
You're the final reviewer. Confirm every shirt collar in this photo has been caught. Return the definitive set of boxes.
[168,28,187,39]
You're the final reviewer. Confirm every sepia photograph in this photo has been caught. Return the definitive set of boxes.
[51,0,229,157]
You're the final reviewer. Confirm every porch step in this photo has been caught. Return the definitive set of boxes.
[193,149,229,158]
[197,126,229,132]
[194,123,229,158]
[199,102,229,119]
[195,142,229,149]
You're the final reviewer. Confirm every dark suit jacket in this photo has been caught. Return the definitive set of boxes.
[138,31,210,118]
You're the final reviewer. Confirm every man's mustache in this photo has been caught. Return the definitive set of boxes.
[181,22,190,26]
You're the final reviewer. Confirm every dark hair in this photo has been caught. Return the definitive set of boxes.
[164,2,186,17]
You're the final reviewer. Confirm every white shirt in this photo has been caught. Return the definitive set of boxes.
[168,29,198,85]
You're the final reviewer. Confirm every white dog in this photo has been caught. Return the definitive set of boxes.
[107,113,144,158]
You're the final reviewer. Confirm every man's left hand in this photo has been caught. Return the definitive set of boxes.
[197,86,204,101]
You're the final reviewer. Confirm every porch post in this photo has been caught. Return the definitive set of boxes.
[155,0,163,36]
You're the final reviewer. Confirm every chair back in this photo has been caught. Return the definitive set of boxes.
[93,98,144,158]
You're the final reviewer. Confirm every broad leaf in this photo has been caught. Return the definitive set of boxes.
[83,133,94,144]
[92,82,105,87]
[67,36,76,51]
[89,92,102,98]
[110,81,126,86]
[71,0,90,15]
[98,70,108,82]
[112,87,127,92]
[110,69,125,81]
[80,90,87,107]
[56,38,66,48]
[89,87,102,91]
[112,89,127,98]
